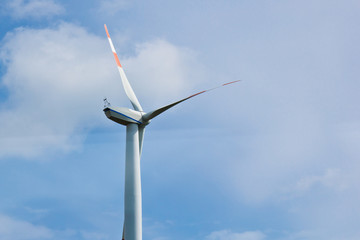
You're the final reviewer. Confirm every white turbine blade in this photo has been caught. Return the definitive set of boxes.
[142,80,241,121]
[138,126,145,157]
[104,24,143,112]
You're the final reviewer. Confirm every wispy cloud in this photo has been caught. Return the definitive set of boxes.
[205,229,266,240]
[0,213,113,240]
[80,230,109,240]
[4,0,65,19]
[97,0,130,16]
[0,214,53,240]
[294,168,348,193]
[124,39,206,108]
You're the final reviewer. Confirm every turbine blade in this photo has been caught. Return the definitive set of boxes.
[138,126,145,157]
[142,80,241,121]
[104,24,143,112]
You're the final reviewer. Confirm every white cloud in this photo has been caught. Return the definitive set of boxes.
[0,214,111,240]
[205,229,266,240]
[0,214,53,240]
[97,0,130,16]
[0,23,113,158]
[0,23,205,159]
[295,168,348,193]
[142,217,172,240]
[4,0,65,19]
[81,230,109,240]
[124,39,206,108]
[335,121,360,159]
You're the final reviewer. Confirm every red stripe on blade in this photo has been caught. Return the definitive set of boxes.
[113,52,122,67]
[104,24,110,38]
[188,90,206,98]
[223,80,241,86]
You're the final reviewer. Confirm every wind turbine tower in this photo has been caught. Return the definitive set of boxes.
[103,24,240,240]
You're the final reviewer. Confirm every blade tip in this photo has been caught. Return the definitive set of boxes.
[104,24,110,38]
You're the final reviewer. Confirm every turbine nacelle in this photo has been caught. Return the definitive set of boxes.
[104,106,150,126]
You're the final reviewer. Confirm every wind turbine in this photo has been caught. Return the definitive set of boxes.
[103,24,240,240]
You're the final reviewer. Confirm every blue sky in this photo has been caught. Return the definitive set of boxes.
[0,0,359,239]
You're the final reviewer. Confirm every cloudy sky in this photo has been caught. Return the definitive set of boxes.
[0,0,359,239]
